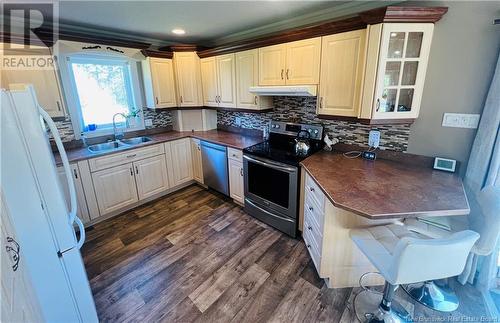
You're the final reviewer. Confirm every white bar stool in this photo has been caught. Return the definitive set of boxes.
[350,223,479,323]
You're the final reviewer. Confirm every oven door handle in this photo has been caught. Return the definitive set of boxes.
[243,155,297,173]
[245,199,295,223]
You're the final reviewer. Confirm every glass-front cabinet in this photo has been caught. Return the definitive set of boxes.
[372,23,434,120]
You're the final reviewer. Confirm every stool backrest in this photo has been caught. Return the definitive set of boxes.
[391,230,479,285]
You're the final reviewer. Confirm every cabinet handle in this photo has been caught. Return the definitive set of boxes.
[308,226,312,231]
[73,169,78,179]
[126,154,136,158]
[309,187,315,192]
[376,98,380,112]
[56,101,61,111]
[135,166,139,174]
[197,145,201,151]
[286,69,290,80]
[155,97,159,105]
[130,168,133,176]
[180,96,183,103]
[319,97,323,110]
[254,96,258,105]
[307,244,311,249]
[240,168,243,176]
[281,69,284,80]
[309,206,314,212]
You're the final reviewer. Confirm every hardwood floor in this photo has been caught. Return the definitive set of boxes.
[82,185,491,322]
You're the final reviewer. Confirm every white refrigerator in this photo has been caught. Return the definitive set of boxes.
[1,86,98,322]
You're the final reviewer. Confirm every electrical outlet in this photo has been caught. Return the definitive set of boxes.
[235,117,242,127]
[368,130,380,148]
[144,119,153,127]
[442,113,480,129]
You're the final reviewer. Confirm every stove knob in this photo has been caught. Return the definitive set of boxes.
[307,129,312,133]
[275,124,280,129]
[314,129,319,134]
[271,124,276,128]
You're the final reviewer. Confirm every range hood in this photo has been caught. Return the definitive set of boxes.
[249,85,317,97]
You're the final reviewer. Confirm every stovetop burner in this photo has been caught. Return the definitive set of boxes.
[243,121,324,166]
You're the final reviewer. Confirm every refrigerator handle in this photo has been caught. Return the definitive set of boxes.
[38,108,78,225]
[74,217,85,249]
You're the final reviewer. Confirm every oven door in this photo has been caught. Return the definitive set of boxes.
[243,154,298,219]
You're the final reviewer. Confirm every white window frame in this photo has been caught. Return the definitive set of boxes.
[58,51,144,139]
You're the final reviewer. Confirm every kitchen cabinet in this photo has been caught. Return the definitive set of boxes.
[318,29,367,117]
[134,155,170,200]
[360,23,434,121]
[56,164,91,224]
[200,54,236,108]
[1,45,66,117]
[258,38,321,86]
[167,138,193,186]
[227,148,244,204]
[235,49,273,110]
[92,163,139,215]
[191,138,203,183]
[142,57,177,108]
[173,52,203,107]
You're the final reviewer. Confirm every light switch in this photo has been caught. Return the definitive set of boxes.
[442,113,480,129]
[235,117,242,127]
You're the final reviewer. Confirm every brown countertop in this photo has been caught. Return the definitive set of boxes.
[56,130,263,164]
[300,151,470,219]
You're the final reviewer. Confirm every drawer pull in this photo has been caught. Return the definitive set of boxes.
[232,154,237,157]
[126,154,136,158]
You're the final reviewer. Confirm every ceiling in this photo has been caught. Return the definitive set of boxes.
[5,1,402,48]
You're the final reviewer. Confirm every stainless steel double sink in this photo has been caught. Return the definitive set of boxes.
[87,136,153,153]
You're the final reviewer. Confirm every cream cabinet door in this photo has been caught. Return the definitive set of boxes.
[174,52,203,107]
[133,155,170,200]
[258,44,286,85]
[236,49,258,109]
[318,30,367,117]
[170,138,193,186]
[200,57,219,107]
[216,53,236,108]
[1,46,64,117]
[92,163,138,215]
[228,159,244,204]
[150,58,177,108]
[285,37,321,85]
[191,138,203,183]
[57,164,92,223]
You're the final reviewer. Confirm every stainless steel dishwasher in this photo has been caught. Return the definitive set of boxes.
[201,141,229,195]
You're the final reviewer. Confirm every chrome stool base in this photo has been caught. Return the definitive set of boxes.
[403,281,459,312]
[354,289,412,323]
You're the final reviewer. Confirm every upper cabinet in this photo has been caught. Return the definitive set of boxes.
[173,52,203,107]
[318,29,367,117]
[235,49,272,110]
[142,57,177,108]
[361,23,434,120]
[258,38,321,86]
[200,54,236,108]
[1,45,66,117]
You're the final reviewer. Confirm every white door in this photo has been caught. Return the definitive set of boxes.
[191,138,204,183]
[57,164,92,224]
[134,155,170,200]
[216,53,236,108]
[1,192,44,323]
[170,138,194,186]
[228,159,244,204]
[92,163,139,215]
[150,58,177,108]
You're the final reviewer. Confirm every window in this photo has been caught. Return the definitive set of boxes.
[65,55,143,136]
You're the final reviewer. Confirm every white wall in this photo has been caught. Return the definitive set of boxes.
[405,1,500,176]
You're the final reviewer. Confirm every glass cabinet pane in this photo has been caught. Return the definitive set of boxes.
[380,89,397,112]
[406,32,423,58]
[398,89,414,112]
[388,32,405,58]
[384,62,401,86]
[401,62,418,86]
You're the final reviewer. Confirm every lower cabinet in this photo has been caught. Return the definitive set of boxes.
[228,159,244,204]
[134,155,170,200]
[168,138,193,186]
[57,164,92,224]
[92,163,139,215]
[191,138,203,183]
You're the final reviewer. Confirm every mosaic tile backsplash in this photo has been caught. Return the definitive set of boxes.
[53,107,173,142]
[217,97,411,152]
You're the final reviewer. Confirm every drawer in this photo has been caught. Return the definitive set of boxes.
[227,147,243,162]
[89,144,165,172]
[304,212,323,252]
[304,193,324,232]
[303,228,322,272]
[305,173,325,208]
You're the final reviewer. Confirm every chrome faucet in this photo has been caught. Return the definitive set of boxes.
[112,113,128,141]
